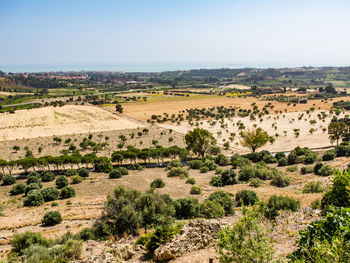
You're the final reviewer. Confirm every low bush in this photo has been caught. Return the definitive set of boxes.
[265,195,300,219]
[314,163,324,175]
[302,181,324,193]
[208,190,234,215]
[190,186,201,195]
[174,197,200,219]
[249,178,262,188]
[55,176,68,189]
[186,178,196,185]
[277,157,288,167]
[189,160,203,169]
[25,183,42,196]
[10,231,52,255]
[235,190,259,206]
[23,190,45,207]
[286,165,298,172]
[318,164,335,177]
[71,175,83,184]
[128,163,143,170]
[322,149,336,161]
[167,167,188,178]
[109,169,122,179]
[215,154,229,166]
[2,175,16,186]
[42,211,62,226]
[41,187,60,202]
[118,167,129,175]
[301,166,314,174]
[166,159,183,170]
[200,200,225,218]
[41,172,55,182]
[60,186,75,199]
[77,227,95,241]
[275,152,285,160]
[150,178,165,188]
[65,169,77,177]
[270,170,290,187]
[26,172,40,185]
[10,183,26,195]
[304,151,319,164]
[200,166,209,173]
[78,168,89,178]
[311,199,320,209]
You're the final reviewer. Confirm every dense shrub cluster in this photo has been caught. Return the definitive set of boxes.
[235,190,259,206]
[210,169,239,187]
[41,211,62,226]
[150,178,165,188]
[287,146,319,165]
[264,195,300,219]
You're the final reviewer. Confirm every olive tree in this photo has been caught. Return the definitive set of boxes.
[240,128,274,153]
[185,128,217,158]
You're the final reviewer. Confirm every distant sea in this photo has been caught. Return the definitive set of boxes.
[0,62,293,73]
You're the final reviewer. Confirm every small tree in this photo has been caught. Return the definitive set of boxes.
[328,121,346,146]
[240,128,274,153]
[185,128,217,158]
[115,104,123,113]
[42,211,62,226]
[12,145,20,153]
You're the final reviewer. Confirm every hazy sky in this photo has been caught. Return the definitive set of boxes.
[1,0,350,68]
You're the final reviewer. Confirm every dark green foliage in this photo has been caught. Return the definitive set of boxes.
[210,175,224,187]
[238,164,271,181]
[41,172,55,182]
[109,169,122,179]
[318,164,335,177]
[2,175,16,185]
[41,211,62,226]
[322,149,336,161]
[186,177,196,185]
[94,157,113,173]
[167,167,188,178]
[166,159,183,170]
[25,183,42,195]
[210,169,238,187]
[275,152,285,160]
[304,151,319,164]
[128,163,143,170]
[301,166,314,174]
[118,167,129,175]
[270,170,291,187]
[10,231,53,255]
[55,176,68,188]
[249,178,262,188]
[71,175,83,184]
[321,170,350,211]
[150,178,165,188]
[235,190,259,206]
[174,197,200,219]
[277,157,288,166]
[302,181,324,193]
[65,169,77,177]
[265,195,300,219]
[215,154,229,166]
[23,190,45,207]
[190,185,201,195]
[189,160,203,169]
[26,173,40,184]
[208,190,234,215]
[10,183,26,195]
[77,227,95,241]
[78,168,89,178]
[200,200,225,218]
[287,152,298,165]
[60,186,75,199]
[200,166,209,173]
[41,187,59,202]
[314,163,324,175]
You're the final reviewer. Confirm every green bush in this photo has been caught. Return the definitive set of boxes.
[51,202,58,207]
[286,165,298,172]
[235,190,259,206]
[109,169,122,179]
[60,186,75,199]
[275,152,286,160]
[270,170,290,187]
[10,231,52,255]
[118,167,129,175]
[200,200,225,218]
[42,211,62,226]
[220,169,239,185]
[265,195,300,219]
[203,159,218,171]
[71,175,83,184]
[189,160,203,169]
[77,227,95,241]
[322,149,336,161]
[208,190,234,215]
[277,157,288,167]
[26,172,40,185]
[318,164,335,177]
[190,185,201,195]
[23,190,45,207]
[25,183,42,195]
[238,166,256,181]
[186,178,196,185]
[215,154,229,166]
[167,167,188,178]
[314,163,324,175]
[41,172,55,182]
[150,178,165,188]
[128,163,143,170]
[287,152,298,165]
[55,176,68,189]
[200,166,209,173]
[174,197,200,219]
[65,169,77,177]
[311,199,320,209]
[210,175,223,187]
[10,183,26,195]
[78,168,89,178]
[301,166,314,174]
[166,159,183,170]
[303,181,324,193]
[249,178,262,188]
[41,187,59,202]
[304,151,319,164]
[2,175,16,185]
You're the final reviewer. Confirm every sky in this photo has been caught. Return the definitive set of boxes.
[1,0,350,70]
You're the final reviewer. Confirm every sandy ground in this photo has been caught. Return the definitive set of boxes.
[159,110,345,154]
[0,105,144,141]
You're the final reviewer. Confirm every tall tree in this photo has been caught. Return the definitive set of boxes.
[240,128,274,153]
[328,121,346,146]
[185,128,216,158]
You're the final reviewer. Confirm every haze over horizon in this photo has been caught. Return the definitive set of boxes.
[1,0,350,72]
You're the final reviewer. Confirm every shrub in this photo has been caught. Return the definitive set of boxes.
[118,167,129,175]
[200,200,225,218]
[150,178,165,188]
[26,172,40,184]
[65,169,77,177]
[41,187,59,202]
[190,186,201,195]
[208,190,234,215]
[78,227,95,241]
[23,190,45,207]
[42,211,62,226]
[275,152,285,160]
[71,175,83,184]
[10,183,26,195]
[25,183,42,195]
[221,169,239,185]
[186,178,196,185]
[314,163,324,175]
[41,172,55,182]
[301,166,314,174]
[203,159,218,171]
[302,181,324,193]
[78,168,89,178]
[249,178,262,188]
[215,154,229,166]
[189,160,203,169]
[2,175,16,185]
[200,166,209,173]
[304,151,319,164]
[235,190,259,206]
[287,152,298,165]
[311,199,320,209]
[322,149,336,161]
[277,157,288,167]
[60,186,75,199]
[318,164,335,177]
[217,207,276,263]
[10,231,52,255]
[215,167,222,174]
[286,165,298,172]
[174,197,200,219]
[109,169,122,179]
[167,167,188,178]
[265,195,300,219]
[166,159,182,170]
[55,176,68,188]
[238,166,256,181]
[51,202,58,207]
[210,175,223,187]
[128,163,143,170]
[270,170,290,187]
